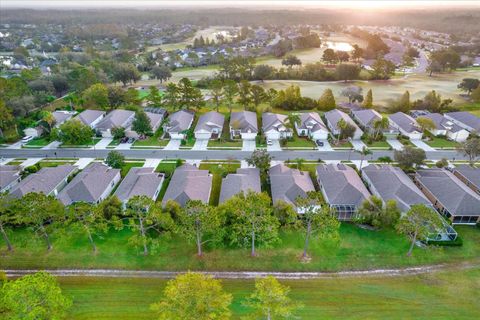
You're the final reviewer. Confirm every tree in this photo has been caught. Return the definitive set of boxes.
[98,196,123,219]
[14,193,64,251]
[41,111,56,133]
[0,193,14,251]
[253,64,274,81]
[54,120,93,145]
[286,113,300,132]
[356,146,372,171]
[145,86,163,107]
[63,202,107,253]
[336,51,350,62]
[223,79,238,114]
[250,85,266,108]
[317,88,336,111]
[471,85,480,103]
[293,157,305,170]
[391,90,411,113]
[296,193,340,259]
[429,49,461,73]
[457,78,479,95]
[151,272,232,320]
[394,146,426,169]
[177,78,204,110]
[322,48,337,63]
[122,196,173,255]
[224,191,279,256]
[358,196,400,228]
[177,200,224,256]
[372,116,389,140]
[371,57,396,80]
[0,99,15,137]
[281,55,302,68]
[351,44,364,62]
[82,83,109,109]
[150,65,172,83]
[416,116,436,133]
[458,137,480,164]
[105,150,125,169]
[132,110,152,136]
[363,89,373,108]
[111,126,126,140]
[209,79,224,112]
[238,80,252,109]
[396,204,443,256]
[339,120,356,141]
[246,149,272,184]
[163,83,179,109]
[243,276,301,320]
[0,271,72,320]
[113,63,141,86]
[341,86,363,103]
[335,64,360,82]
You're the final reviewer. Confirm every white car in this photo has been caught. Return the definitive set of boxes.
[266,139,273,146]
[21,136,33,143]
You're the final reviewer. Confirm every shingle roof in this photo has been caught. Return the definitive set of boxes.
[262,113,290,133]
[52,111,75,125]
[194,111,225,133]
[9,165,76,198]
[96,110,135,131]
[269,164,315,206]
[422,113,465,133]
[166,110,195,133]
[362,164,431,212]
[324,109,362,132]
[114,167,164,203]
[74,110,106,126]
[415,169,480,216]
[445,111,480,131]
[316,163,371,206]
[58,162,120,205]
[162,164,212,206]
[298,112,328,133]
[230,111,258,133]
[219,168,261,203]
[453,165,480,192]
[145,111,164,129]
[0,165,20,191]
[352,109,381,128]
[389,112,421,133]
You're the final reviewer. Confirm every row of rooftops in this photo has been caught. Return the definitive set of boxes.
[2,161,479,223]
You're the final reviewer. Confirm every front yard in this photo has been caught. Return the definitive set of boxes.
[283,134,317,149]
[23,137,51,148]
[208,139,243,149]
[362,138,390,149]
[425,136,460,149]
[59,137,101,148]
[132,136,170,148]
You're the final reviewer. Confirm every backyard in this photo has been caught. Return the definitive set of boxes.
[198,161,241,205]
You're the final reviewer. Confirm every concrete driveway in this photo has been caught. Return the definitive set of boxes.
[267,140,282,151]
[115,142,133,150]
[242,139,256,151]
[317,140,333,151]
[387,139,404,150]
[74,158,95,169]
[164,139,181,150]
[143,159,161,168]
[7,141,22,149]
[20,158,43,168]
[350,140,368,151]
[42,141,62,150]
[95,138,113,150]
[411,140,436,151]
[192,139,209,150]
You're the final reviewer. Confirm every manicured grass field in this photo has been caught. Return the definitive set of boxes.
[362,139,390,148]
[59,137,101,148]
[24,137,51,148]
[1,224,478,272]
[199,162,241,205]
[284,134,317,149]
[208,139,243,148]
[331,140,353,149]
[425,137,460,149]
[132,136,170,147]
[58,267,480,320]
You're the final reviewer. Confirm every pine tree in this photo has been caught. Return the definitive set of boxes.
[318,88,336,111]
[363,89,373,108]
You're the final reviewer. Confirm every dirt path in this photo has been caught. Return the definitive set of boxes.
[4,261,478,279]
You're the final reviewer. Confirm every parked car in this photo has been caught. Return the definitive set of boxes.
[120,137,129,143]
[316,140,324,147]
[267,139,273,145]
[127,138,135,144]
[21,136,33,143]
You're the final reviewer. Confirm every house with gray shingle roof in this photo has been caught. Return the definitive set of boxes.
[162,164,212,206]
[421,113,469,142]
[230,111,258,140]
[74,109,106,129]
[453,165,480,195]
[126,111,164,139]
[96,110,135,138]
[444,111,480,133]
[163,110,195,140]
[262,113,292,140]
[114,167,164,204]
[52,111,76,127]
[295,112,329,140]
[324,109,363,140]
[413,169,480,225]
[316,163,371,220]
[389,112,422,140]
[352,109,398,137]
[58,162,121,205]
[219,168,261,203]
[0,165,21,193]
[9,165,77,198]
[194,111,225,139]
[269,164,316,209]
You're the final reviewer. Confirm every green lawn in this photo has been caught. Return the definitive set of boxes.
[132,136,170,147]
[457,102,480,117]
[1,224,479,272]
[331,140,353,149]
[58,267,480,320]
[425,136,460,149]
[120,162,145,178]
[23,137,51,148]
[208,139,243,148]
[180,136,196,149]
[284,134,316,149]
[107,139,121,148]
[199,162,241,205]
[362,139,390,149]
[60,138,101,148]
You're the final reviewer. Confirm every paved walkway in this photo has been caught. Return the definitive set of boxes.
[74,158,95,169]
[42,141,62,150]
[411,139,436,151]
[95,138,113,150]
[351,140,367,151]
[143,159,161,168]
[0,158,14,165]
[192,139,209,150]
[20,158,43,168]
[317,140,333,151]
[387,139,404,150]
[351,160,369,170]
[242,139,256,151]
[115,142,133,150]
[267,140,282,151]
[6,142,22,149]
[164,139,181,150]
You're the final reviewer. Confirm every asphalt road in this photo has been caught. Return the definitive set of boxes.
[0,148,468,161]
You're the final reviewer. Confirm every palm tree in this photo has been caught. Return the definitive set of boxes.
[294,158,305,170]
[286,114,301,133]
[42,112,56,133]
[372,116,389,141]
[336,118,347,144]
[356,146,372,171]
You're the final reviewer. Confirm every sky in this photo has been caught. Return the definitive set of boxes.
[3,1,480,9]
